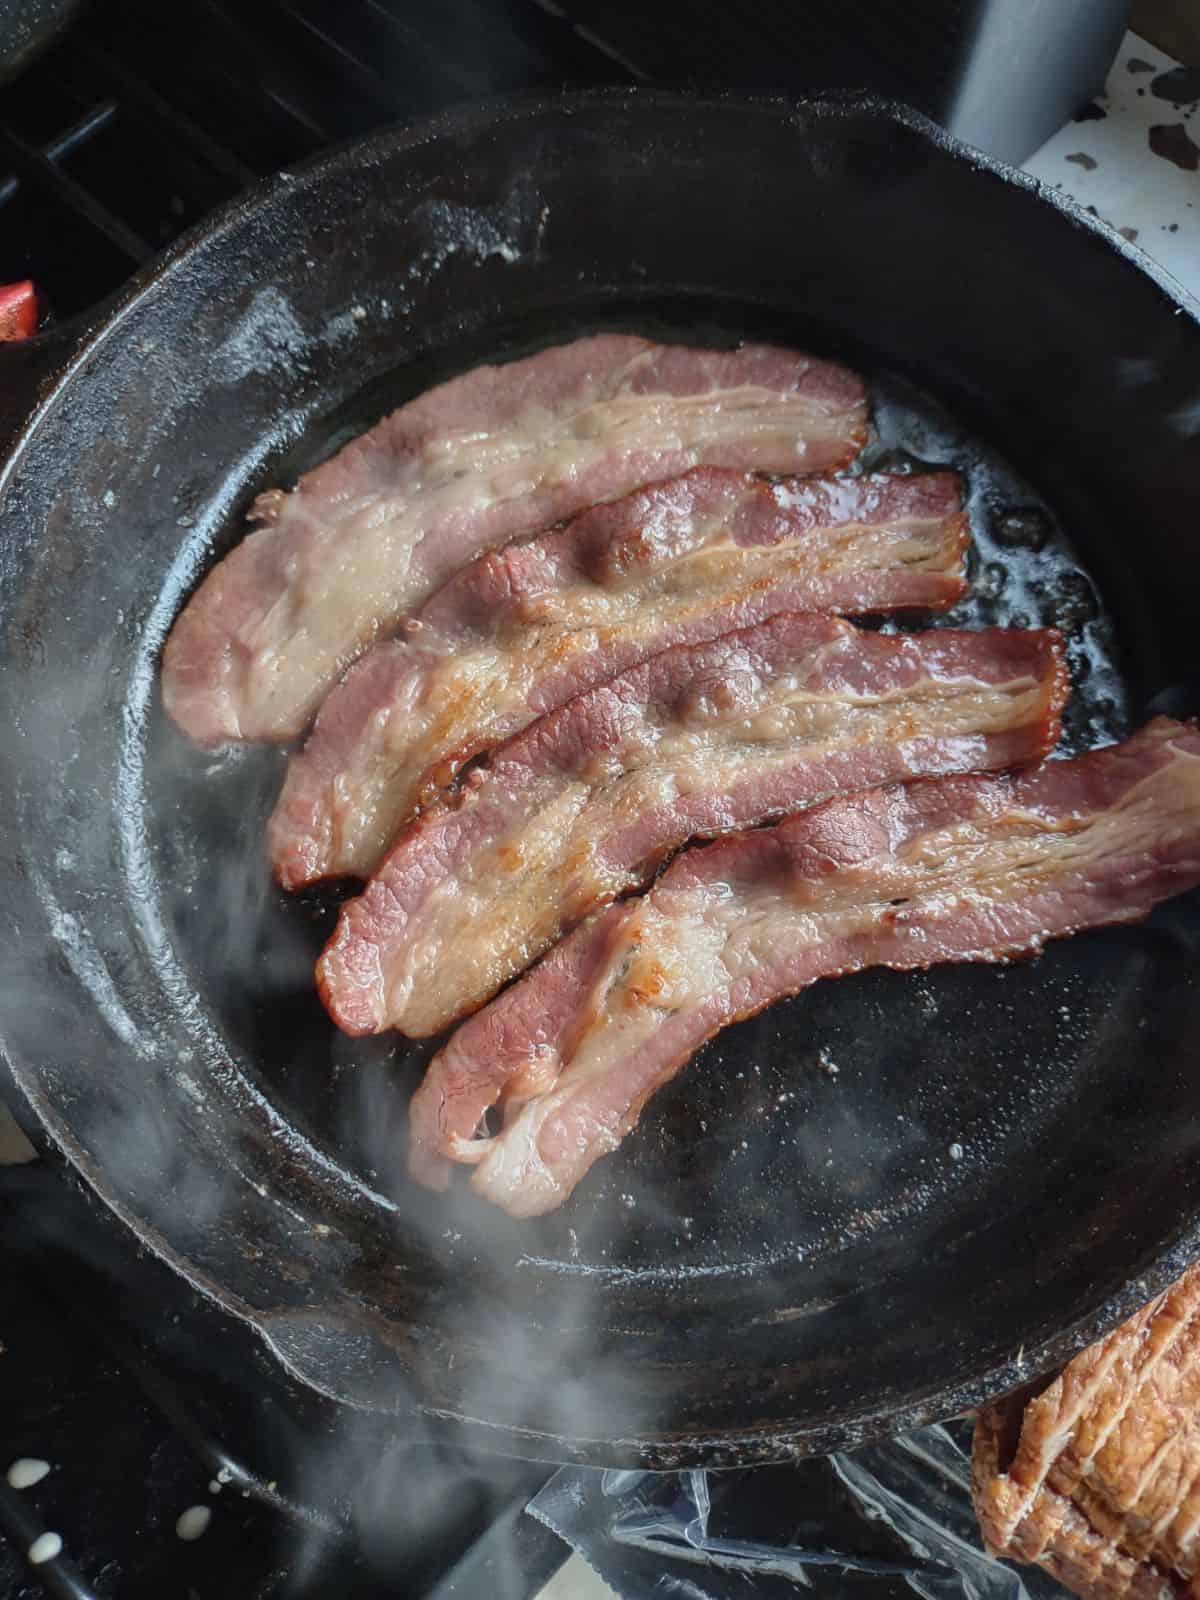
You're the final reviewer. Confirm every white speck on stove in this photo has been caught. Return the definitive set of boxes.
[27,1531,62,1565]
[7,1458,50,1489]
[176,1504,212,1541]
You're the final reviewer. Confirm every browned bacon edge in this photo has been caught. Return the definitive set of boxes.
[162,334,868,747]
[407,718,1200,1215]
[318,617,1067,1040]
[973,1261,1200,1600]
[268,467,969,889]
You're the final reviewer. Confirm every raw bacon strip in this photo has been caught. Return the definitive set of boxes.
[319,618,1066,1038]
[409,718,1200,1215]
[162,335,868,746]
[972,1261,1200,1599]
[269,468,968,887]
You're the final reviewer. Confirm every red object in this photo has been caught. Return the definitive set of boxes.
[0,281,38,341]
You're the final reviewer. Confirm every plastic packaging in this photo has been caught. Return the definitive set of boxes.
[529,1423,1068,1600]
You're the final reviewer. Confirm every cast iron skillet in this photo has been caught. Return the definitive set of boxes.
[1,91,1199,1469]
[0,0,84,82]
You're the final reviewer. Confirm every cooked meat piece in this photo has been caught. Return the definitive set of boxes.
[269,468,968,887]
[162,335,868,746]
[408,717,1200,1215]
[320,618,1067,1038]
[973,1261,1200,1600]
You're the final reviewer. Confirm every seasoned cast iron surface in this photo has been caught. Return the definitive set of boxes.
[1,93,1198,1465]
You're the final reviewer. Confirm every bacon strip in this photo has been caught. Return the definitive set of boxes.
[319,618,1067,1038]
[408,718,1200,1215]
[162,335,868,746]
[973,1261,1200,1599]
[269,468,968,888]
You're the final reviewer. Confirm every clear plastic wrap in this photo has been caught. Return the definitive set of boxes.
[528,1423,1069,1600]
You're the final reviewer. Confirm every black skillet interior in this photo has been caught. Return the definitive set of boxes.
[1,92,1200,1467]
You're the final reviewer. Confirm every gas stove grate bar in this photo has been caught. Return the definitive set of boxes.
[361,0,481,94]
[0,121,152,263]
[192,0,336,144]
[264,0,404,106]
[69,36,258,188]
[0,100,117,210]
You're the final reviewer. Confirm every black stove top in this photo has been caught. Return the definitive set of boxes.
[0,0,624,321]
[1,1158,569,1599]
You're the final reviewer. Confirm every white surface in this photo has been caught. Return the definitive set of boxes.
[1025,31,1200,300]
[536,1552,620,1600]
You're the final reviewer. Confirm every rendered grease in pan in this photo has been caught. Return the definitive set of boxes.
[863,372,1129,754]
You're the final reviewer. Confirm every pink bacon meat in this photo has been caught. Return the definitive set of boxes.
[410,717,1200,1216]
[318,617,1067,1038]
[269,468,968,888]
[162,334,868,746]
